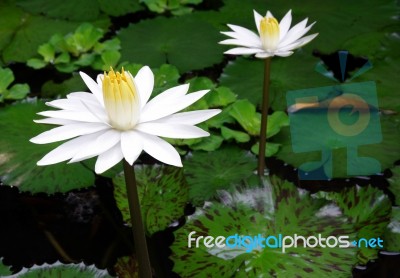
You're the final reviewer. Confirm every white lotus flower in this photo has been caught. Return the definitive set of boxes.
[30,67,220,174]
[220,10,318,58]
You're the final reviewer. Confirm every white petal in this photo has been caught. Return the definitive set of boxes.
[279,10,292,40]
[37,110,101,123]
[70,129,121,163]
[274,51,294,57]
[224,47,264,55]
[266,11,274,18]
[95,144,124,174]
[79,99,109,124]
[37,131,104,165]
[67,92,98,103]
[279,19,315,47]
[136,123,209,139]
[154,109,221,125]
[46,99,82,110]
[30,123,109,144]
[34,118,77,125]
[227,24,261,46]
[219,39,261,48]
[255,52,274,59]
[253,10,263,34]
[79,71,104,106]
[120,131,143,165]
[145,84,189,107]
[136,132,182,167]
[140,88,207,123]
[278,33,319,52]
[96,73,104,85]
[135,66,154,108]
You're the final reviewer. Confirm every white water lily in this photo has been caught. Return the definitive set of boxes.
[220,10,318,58]
[30,67,220,174]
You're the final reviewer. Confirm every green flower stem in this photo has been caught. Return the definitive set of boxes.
[258,57,272,176]
[123,160,152,278]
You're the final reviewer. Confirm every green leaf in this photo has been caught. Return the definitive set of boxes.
[67,23,103,54]
[383,207,400,252]
[27,58,47,69]
[41,74,86,98]
[12,261,112,277]
[113,256,138,278]
[171,176,357,277]
[97,0,142,16]
[266,111,289,138]
[189,134,224,151]
[153,64,180,95]
[100,50,121,69]
[251,142,281,157]
[113,164,189,235]
[219,55,333,111]
[54,52,70,64]
[5,84,30,100]
[0,101,94,193]
[389,166,400,206]
[0,258,12,276]
[274,114,400,178]
[204,86,237,108]
[0,3,24,54]
[317,185,391,264]
[118,16,224,73]
[221,126,250,143]
[38,43,55,62]
[17,0,100,21]
[228,99,261,136]
[184,146,257,205]
[0,67,14,93]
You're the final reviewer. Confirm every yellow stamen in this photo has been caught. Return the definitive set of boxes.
[102,67,140,130]
[260,16,280,51]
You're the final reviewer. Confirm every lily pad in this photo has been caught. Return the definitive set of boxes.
[389,166,400,206]
[113,164,189,235]
[383,206,400,252]
[0,258,12,276]
[171,176,357,277]
[273,113,400,178]
[9,261,111,277]
[219,54,333,111]
[0,101,94,194]
[184,146,257,205]
[316,185,392,264]
[118,16,224,73]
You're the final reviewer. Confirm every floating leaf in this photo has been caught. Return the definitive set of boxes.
[118,16,224,73]
[221,126,250,143]
[389,166,400,206]
[317,186,391,264]
[219,55,333,111]
[41,75,86,98]
[189,134,224,151]
[171,176,357,277]
[228,99,261,136]
[113,256,138,278]
[0,67,29,102]
[274,114,400,178]
[0,101,94,193]
[113,164,189,235]
[251,142,281,157]
[383,207,400,252]
[11,261,111,277]
[184,146,256,205]
[0,258,12,276]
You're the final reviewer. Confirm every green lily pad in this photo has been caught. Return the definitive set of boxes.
[389,166,400,206]
[0,258,12,276]
[219,54,333,111]
[221,126,250,143]
[184,146,257,205]
[0,101,94,194]
[171,176,357,277]
[316,185,391,264]
[118,16,224,73]
[0,67,29,102]
[383,206,400,252]
[113,164,189,235]
[228,99,261,136]
[11,261,111,277]
[41,74,86,98]
[189,134,224,152]
[273,113,400,178]
[0,3,25,54]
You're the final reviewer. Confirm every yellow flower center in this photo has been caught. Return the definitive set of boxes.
[260,16,280,51]
[102,67,140,130]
